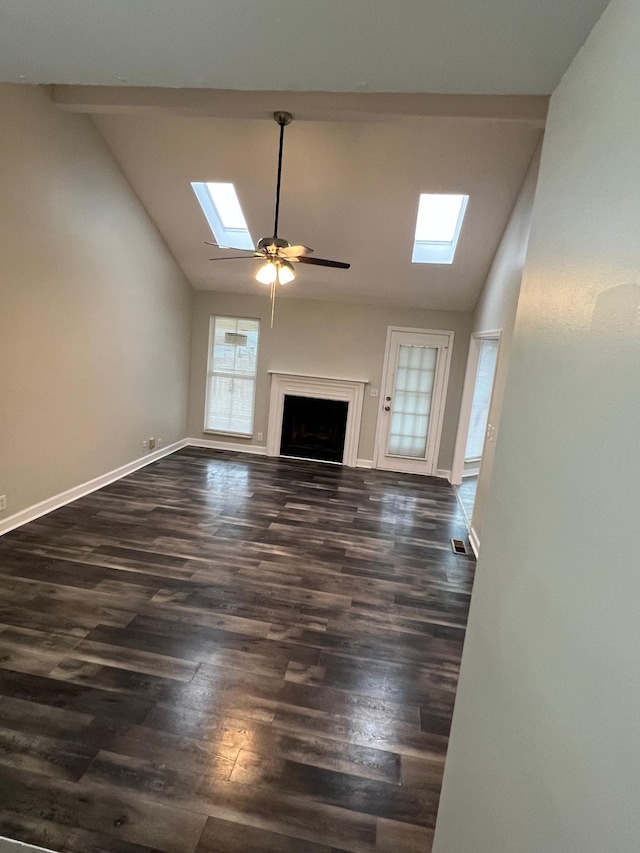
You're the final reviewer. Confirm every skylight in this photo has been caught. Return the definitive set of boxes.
[412,193,469,264]
[191,182,254,251]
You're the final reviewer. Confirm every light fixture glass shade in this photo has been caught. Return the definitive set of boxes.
[255,259,296,285]
[255,261,277,284]
[277,261,296,285]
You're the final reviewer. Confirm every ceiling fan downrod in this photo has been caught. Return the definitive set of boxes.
[272,111,292,240]
[207,107,349,332]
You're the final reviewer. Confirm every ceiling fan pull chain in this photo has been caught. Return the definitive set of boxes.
[270,279,277,328]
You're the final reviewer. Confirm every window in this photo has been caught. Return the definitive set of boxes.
[191,182,254,250]
[205,316,260,436]
[412,193,469,264]
[465,338,499,461]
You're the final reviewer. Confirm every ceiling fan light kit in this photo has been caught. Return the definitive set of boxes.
[255,258,295,286]
[207,111,350,326]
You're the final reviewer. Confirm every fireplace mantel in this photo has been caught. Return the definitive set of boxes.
[267,370,369,384]
[266,372,368,467]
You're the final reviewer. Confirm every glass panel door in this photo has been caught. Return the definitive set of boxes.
[375,329,452,475]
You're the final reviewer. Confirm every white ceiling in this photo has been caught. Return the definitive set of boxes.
[4,1,605,311]
[0,0,609,95]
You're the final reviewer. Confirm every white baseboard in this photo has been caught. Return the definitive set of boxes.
[356,458,373,468]
[0,836,52,852]
[436,468,452,481]
[0,439,188,537]
[187,438,267,456]
[469,526,480,558]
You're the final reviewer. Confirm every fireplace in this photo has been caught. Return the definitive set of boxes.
[280,395,349,463]
[266,372,368,467]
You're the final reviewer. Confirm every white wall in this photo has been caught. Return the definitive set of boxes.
[0,85,192,522]
[188,291,472,471]
[462,143,541,546]
[433,1,640,851]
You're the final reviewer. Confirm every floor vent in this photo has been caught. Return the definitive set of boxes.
[451,538,469,555]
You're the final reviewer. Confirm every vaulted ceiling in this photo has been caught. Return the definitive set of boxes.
[90,98,542,311]
[0,1,609,311]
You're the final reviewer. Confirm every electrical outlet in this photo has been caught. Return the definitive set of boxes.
[142,440,148,450]
[0,495,7,512]
[149,437,156,450]
[157,438,162,447]
[257,432,263,442]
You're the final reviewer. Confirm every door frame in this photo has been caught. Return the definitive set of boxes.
[373,326,455,476]
[451,329,502,486]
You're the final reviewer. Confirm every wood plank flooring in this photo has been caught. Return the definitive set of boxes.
[0,448,475,853]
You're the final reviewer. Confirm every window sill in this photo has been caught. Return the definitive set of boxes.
[203,430,253,439]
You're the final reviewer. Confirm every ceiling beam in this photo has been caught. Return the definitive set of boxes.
[50,86,548,126]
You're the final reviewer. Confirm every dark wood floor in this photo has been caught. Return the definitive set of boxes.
[0,448,475,853]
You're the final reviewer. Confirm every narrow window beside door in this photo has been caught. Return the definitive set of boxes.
[465,338,499,461]
[205,316,260,436]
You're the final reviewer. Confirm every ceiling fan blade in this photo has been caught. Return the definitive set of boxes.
[296,256,350,269]
[280,244,314,258]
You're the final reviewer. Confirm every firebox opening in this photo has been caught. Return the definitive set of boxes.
[280,395,348,463]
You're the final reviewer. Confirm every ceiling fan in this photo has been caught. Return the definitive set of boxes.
[207,111,350,325]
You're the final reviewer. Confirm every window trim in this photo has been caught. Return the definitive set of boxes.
[204,315,260,437]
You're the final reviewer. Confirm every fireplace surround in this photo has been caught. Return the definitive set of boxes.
[266,372,367,467]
